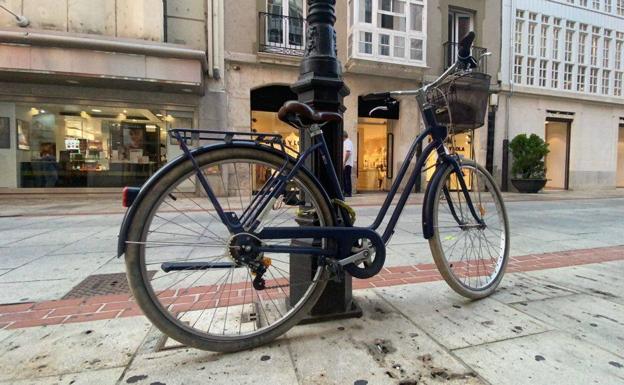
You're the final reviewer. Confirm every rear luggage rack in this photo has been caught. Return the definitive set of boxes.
[169,128,298,155]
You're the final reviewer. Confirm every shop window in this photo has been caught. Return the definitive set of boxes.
[251,110,299,192]
[357,118,390,192]
[425,132,474,189]
[15,104,191,188]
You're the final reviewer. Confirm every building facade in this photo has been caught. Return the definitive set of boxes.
[0,0,226,191]
[497,0,624,190]
[224,0,501,193]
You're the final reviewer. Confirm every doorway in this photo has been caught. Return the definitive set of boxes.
[617,125,624,187]
[357,118,390,192]
[250,84,299,192]
[424,131,474,189]
[545,120,571,190]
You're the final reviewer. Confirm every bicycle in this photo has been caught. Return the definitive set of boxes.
[117,32,510,352]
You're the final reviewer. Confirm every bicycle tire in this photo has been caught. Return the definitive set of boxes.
[428,160,510,299]
[124,145,334,352]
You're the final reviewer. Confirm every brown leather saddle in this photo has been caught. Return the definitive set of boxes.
[277,101,342,126]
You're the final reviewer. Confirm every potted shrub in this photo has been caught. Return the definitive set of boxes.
[509,133,550,193]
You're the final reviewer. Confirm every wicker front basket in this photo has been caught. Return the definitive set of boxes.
[427,72,491,134]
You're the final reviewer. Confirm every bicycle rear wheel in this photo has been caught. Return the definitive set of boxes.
[124,146,333,352]
[428,160,509,299]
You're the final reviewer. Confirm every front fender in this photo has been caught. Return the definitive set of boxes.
[117,141,334,257]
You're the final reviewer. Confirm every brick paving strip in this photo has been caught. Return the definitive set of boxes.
[1,245,622,330]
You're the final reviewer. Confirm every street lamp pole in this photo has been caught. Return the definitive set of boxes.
[290,0,361,322]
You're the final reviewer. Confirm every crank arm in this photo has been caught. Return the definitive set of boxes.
[161,261,237,272]
[338,250,369,266]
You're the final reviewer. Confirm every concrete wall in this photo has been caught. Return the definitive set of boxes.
[224,0,259,58]
[494,92,622,190]
[0,0,166,42]
[165,0,207,50]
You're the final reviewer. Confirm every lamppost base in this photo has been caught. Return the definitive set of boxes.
[299,300,363,325]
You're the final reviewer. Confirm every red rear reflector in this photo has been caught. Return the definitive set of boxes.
[122,187,140,208]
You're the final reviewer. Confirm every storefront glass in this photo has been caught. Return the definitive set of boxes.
[425,132,474,189]
[251,110,299,192]
[357,118,390,192]
[15,104,193,188]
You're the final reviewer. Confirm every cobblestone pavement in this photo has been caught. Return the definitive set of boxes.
[0,192,622,384]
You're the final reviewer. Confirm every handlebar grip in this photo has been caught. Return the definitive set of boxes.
[361,92,391,101]
[458,31,476,59]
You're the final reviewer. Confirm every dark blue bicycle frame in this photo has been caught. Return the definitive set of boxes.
[168,91,483,264]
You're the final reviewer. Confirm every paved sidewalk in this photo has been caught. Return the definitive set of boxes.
[0,191,623,384]
[0,257,623,384]
[1,188,623,216]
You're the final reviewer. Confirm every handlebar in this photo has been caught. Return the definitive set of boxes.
[362,31,484,102]
[361,92,391,102]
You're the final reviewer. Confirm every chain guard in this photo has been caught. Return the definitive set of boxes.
[343,238,385,279]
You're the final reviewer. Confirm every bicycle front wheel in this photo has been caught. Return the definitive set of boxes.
[124,146,333,352]
[428,160,510,299]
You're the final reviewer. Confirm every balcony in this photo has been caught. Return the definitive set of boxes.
[258,12,306,57]
[443,41,488,72]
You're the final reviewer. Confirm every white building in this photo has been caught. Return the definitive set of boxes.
[497,0,624,190]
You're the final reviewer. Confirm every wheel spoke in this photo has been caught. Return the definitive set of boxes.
[432,163,508,294]
[125,153,330,347]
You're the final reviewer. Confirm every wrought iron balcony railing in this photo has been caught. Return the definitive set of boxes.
[258,12,306,57]
[443,41,488,73]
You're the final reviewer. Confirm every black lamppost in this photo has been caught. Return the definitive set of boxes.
[290,0,361,321]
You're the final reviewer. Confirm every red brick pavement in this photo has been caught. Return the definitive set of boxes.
[1,245,622,330]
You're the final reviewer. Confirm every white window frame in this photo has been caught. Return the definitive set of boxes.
[265,0,306,52]
[614,71,623,95]
[348,0,427,66]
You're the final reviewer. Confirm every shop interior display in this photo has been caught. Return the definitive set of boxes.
[16,105,190,188]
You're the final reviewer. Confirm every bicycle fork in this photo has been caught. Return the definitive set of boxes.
[442,155,485,228]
